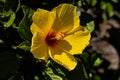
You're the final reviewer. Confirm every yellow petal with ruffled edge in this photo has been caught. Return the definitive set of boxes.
[51,4,79,33]
[31,32,48,61]
[49,45,77,71]
[64,27,91,55]
[32,8,55,34]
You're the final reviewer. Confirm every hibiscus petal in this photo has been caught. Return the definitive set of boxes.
[64,27,91,55]
[49,46,77,71]
[51,4,79,33]
[32,9,55,34]
[31,32,48,61]
[30,23,42,34]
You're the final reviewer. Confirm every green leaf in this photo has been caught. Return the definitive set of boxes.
[0,39,4,43]
[112,0,118,3]
[86,0,90,4]
[90,53,102,67]
[106,3,114,17]
[77,1,82,7]
[44,67,63,80]
[0,0,6,3]
[86,21,95,33]
[15,0,21,13]
[0,10,13,19]
[101,1,107,10]
[101,2,114,17]
[0,10,16,28]
[34,76,39,80]
[80,52,90,63]
[46,59,67,80]
[80,12,94,33]
[94,57,103,66]
[91,0,97,6]
[86,0,97,6]
[91,53,97,65]
[55,68,66,78]
[94,75,101,80]
[17,41,31,51]
[3,12,16,28]
[18,6,34,41]
[0,51,20,79]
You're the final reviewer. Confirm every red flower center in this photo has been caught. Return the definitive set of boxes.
[45,32,58,47]
[45,32,64,47]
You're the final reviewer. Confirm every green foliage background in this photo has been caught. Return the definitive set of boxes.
[0,0,120,80]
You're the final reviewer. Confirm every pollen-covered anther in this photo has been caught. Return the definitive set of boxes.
[45,32,65,47]
[55,32,65,40]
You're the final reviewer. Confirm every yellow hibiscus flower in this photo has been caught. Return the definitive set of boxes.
[30,3,91,71]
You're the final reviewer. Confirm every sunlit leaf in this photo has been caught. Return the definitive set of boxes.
[46,59,67,80]
[4,12,16,27]
[0,0,6,3]
[106,3,114,17]
[44,67,63,80]
[17,41,31,51]
[87,0,97,6]
[34,76,39,80]
[15,0,21,13]
[101,1,107,10]
[0,39,4,43]
[90,53,102,67]
[89,73,92,78]
[94,57,103,66]
[101,2,114,17]
[77,0,82,7]
[0,10,16,28]
[55,68,66,78]
[86,21,95,33]
[91,0,97,7]
[80,12,94,33]
[112,0,118,3]
[0,10,13,19]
